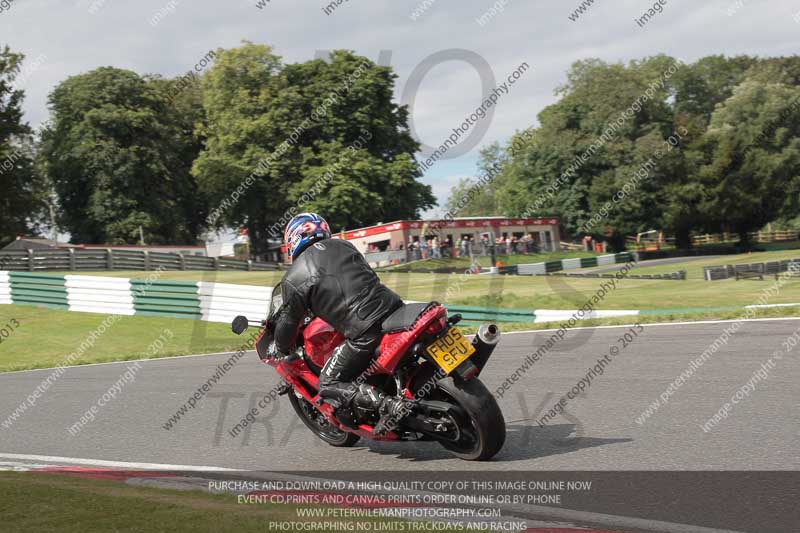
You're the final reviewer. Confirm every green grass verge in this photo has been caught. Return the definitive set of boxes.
[630,249,800,279]
[0,472,410,533]
[376,250,599,272]
[0,305,242,372]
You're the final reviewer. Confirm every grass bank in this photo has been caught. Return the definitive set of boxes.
[0,306,240,372]
[0,472,409,533]
[377,250,598,272]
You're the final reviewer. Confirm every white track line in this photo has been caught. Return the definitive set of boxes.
[4,316,800,375]
[0,452,239,472]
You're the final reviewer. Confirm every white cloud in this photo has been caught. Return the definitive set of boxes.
[0,0,793,206]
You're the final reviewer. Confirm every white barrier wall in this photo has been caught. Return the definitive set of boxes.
[533,309,640,323]
[0,271,10,305]
[197,281,272,323]
[517,263,547,275]
[596,254,618,266]
[65,275,136,315]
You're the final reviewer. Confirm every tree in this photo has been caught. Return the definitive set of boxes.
[0,46,46,247]
[496,56,677,239]
[41,67,206,244]
[698,80,800,243]
[193,43,435,257]
[444,143,505,216]
[490,54,800,249]
[149,73,209,241]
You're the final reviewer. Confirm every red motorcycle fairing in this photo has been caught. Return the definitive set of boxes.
[302,304,446,375]
[303,317,344,369]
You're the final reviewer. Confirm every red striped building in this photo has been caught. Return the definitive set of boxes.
[332,216,561,254]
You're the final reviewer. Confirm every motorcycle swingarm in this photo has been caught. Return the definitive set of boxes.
[401,400,465,439]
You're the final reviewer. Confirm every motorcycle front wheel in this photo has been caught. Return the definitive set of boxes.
[288,392,360,447]
[432,377,506,461]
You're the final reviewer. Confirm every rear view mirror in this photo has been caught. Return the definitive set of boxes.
[231,315,249,335]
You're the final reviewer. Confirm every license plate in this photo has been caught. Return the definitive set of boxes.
[426,327,476,374]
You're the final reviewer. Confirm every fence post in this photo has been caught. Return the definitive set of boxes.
[27,249,34,272]
[143,250,150,271]
[179,252,186,271]
[213,257,220,270]
[247,259,253,272]
[106,248,113,270]
[68,248,76,271]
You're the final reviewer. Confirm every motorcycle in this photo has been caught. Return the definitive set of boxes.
[231,283,506,461]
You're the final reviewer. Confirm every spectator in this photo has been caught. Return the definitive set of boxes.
[419,238,428,259]
[408,238,418,260]
[520,234,530,254]
[431,236,441,258]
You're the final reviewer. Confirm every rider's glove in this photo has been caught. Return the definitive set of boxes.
[266,341,288,360]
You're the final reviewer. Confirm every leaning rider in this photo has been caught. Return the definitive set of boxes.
[271,212,409,430]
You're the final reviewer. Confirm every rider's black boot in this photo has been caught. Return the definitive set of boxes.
[320,384,412,433]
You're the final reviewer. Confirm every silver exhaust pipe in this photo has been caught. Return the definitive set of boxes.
[471,324,501,375]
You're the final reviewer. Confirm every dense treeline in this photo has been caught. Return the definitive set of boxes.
[448,55,800,249]
[3,45,799,255]
[0,46,47,246]
[0,42,434,256]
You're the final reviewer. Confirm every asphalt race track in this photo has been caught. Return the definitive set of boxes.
[1,318,798,472]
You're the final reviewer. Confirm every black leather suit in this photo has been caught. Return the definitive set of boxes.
[273,238,402,407]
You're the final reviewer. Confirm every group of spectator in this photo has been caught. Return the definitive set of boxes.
[401,233,542,260]
[495,233,539,255]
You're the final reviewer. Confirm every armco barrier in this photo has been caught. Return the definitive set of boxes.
[196,281,272,324]
[65,274,135,315]
[547,270,687,280]
[0,271,273,324]
[704,259,800,281]
[0,271,10,305]
[445,305,535,324]
[510,252,634,276]
[133,279,203,320]
[1,271,653,325]
[0,248,279,272]
[8,272,69,310]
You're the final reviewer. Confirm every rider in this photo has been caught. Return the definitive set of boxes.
[272,212,408,429]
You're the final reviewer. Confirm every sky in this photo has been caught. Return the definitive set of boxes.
[1,0,798,221]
